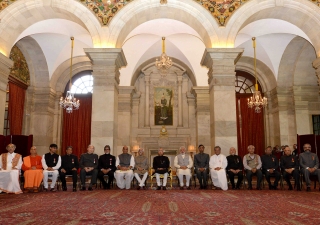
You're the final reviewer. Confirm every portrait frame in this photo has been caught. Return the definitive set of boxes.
[154,87,173,126]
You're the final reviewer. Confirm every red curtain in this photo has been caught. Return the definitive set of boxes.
[61,94,92,158]
[8,82,26,135]
[236,96,265,157]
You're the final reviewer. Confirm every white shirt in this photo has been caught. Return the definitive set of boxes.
[209,154,227,169]
[0,152,22,170]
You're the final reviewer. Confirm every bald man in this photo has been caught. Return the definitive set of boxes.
[153,148,170,190]
[79,145,99,191]
[0,144,22,194]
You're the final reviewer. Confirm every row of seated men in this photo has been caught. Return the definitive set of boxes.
[0,142,319,193]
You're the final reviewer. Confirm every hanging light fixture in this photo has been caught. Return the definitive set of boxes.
[59,37,80,113]
[247,37,267,113]
[155,37,172,75]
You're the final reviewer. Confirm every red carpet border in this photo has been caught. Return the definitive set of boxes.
[0,190,320,224]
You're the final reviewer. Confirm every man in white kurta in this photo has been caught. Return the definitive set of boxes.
[0,143,23,194]
[174,146,193,189]
[209,146,228,191]
[115,146,135,189]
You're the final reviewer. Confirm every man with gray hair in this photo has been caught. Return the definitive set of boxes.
[243,145,262,190]
[134,148,149,190]
[79,145,99,191]
[174,146,193,190]
[115,145,135,190]
[299,143,320,192]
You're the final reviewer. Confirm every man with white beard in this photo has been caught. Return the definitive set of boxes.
[174,146,193,190]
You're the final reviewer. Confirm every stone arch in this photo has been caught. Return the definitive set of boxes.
[51,56,92,94]
[278,36,316,88]
[236,56,276,93]
[130,57,197,87]
[0,0,101,56]
[15,36,49,88]
[225,0,320,55]
[108,0,219,48]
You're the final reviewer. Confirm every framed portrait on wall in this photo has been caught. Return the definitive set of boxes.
[154,87,173,125]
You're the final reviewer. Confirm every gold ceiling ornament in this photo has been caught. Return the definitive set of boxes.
[155,37,172,76]
[247,37,267,113]
[59,37,80,114]
[160,0,168,4]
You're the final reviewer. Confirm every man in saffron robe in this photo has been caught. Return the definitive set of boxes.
[0,143,23,194]
[22,146,43,192]
[209,146,228,191]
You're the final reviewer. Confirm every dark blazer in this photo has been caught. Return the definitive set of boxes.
[153,155,170,174]
[60,154,79,171]
[194,153,209,170]
[226,155,243,171]
[98,154,116,172]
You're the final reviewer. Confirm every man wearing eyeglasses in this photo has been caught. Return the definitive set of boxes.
[115,145,135,189]
[98,145,116,189]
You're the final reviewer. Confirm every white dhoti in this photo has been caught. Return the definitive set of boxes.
[0,170,22,194]
[210,169,228,190]
[134,172,148,187]
[43,170,59,189]
[177,169,191,187]
[115,170,134,189]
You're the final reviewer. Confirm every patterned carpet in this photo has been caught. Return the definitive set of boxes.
[0,188,320,225]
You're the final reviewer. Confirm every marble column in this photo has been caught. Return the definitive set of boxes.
[144,73,150,127]
[177,72,183,127]
[0,53,12,134]
[117,86,135,156]
[201,48,243,155]
[191,87,211,155]
[85,48,127,156]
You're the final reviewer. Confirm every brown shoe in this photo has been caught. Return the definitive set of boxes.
[33,188,39,193]
[23,188,29,193]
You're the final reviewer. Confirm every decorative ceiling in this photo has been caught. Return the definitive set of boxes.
[0,0,320,26]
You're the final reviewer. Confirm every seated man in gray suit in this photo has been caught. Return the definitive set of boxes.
[194,144,209,189]
[299,143,320,192]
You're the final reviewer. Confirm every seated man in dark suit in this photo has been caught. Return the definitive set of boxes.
[280,146,300,191]
[59,146,79,192]
[194,144,209,189]
[226,147,243,190]
[98,145,116,189]
[79,145,99,191]
[153,148,170,190]
[261,146,281,190]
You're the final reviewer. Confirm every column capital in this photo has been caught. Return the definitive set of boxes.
[0,53,13,91]
[84,48,127,68]
[200,48,243,69]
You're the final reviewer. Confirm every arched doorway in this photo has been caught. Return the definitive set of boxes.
[235,70,265,157]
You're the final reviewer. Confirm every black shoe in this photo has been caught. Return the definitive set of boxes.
[162,186,166,190]
[269,185,273,190]
[235,186,240,190]
[307,187,311,192]
[81,186,86,191]
[203,186,207,189]
[156,186,161,190]
[180,187,184,190]
[248,187,252,190]
[187,186,191,190]
[273,186,278,190]
[288,186,293,190]
[256,187,262,190]
[232,186,236,190]
[73,188,76,192]
[44,188,48,192]
[137,186,141,190]
[62,187,67,191]
[88,187,93,191]
[50,188,56,192]
[143,186,147,190]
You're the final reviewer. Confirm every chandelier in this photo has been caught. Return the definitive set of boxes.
[155,37,172,75]
[59,37,80,113]
[247,37,267,113]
